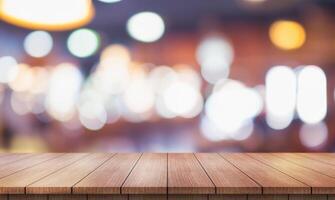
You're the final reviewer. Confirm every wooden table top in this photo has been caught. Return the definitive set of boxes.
[0,153,335,195]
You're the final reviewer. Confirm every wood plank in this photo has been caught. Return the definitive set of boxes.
[73,153,141,194]
[8,195,47,200]
[195,153,261,194]
[122,153,167,194]
[0,153,87,194]
[273,153,335,178]
[289,195,327,200]
[300,153,335,166]
[168,195,207,200]
[168,153,215,194]
[0,154,63,179]
[248,195,288,200]
[48,195,87,200]
[0,154,35,167]
[220,154,309,194]
[209,195,247,200]
[249,153,335,194]
[27,154,113,194]
[88,195,128,200]
[328,195,335,200]
[0,195,7,200]
[129,195,166,200]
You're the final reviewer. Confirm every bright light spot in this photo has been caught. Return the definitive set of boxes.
[123,79,155,114]
[196,35,234,84]
[265,66,296,130]
[24,31,53,58]
[127,12,165,42]
[300,122,328,148]
[78,99,107,131]
[0,0,94,31]
[0,56,19,83]
[175,65,202,90]
[205,80,262,133]
[162,81,203,118]
[9,64,34,92]
[297,65,327,124]
[67,28,100,57]
[10,92,32,115]
[45,63,83,121]
[269,20,306,50]
[149,66,178,95]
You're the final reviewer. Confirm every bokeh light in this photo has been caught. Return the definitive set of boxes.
[269,20,306,50]
[67,28,100,58]
[265,66,296,130]
[0,56,19,83]
[24,31,53,58]
[299,122,328,149]
[0,0,94,30]
[297,65,327,124]
[196,35,234,84]
[127,12,165,42]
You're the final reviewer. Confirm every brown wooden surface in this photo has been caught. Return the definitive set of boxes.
[195,153,261,194]
[168,153,215,194]
[26,154,113,194]
[220,153,310,194]
[122,153,167,194]
[249,153,335,194]
[0,153,335,197]
[73,153,140,194]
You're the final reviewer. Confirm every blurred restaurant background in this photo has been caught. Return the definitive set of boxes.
[0,0,335,152]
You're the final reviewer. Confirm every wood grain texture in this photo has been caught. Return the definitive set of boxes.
[129,194,166,200]
[27,154,113,194]
[249,153,335,194]
[209,194,247,199]
[8,195,47,200]
[0,154,62,179]
[73,153,141,194]
[0,154,35,167]
[88,195,128,200]
[48,195,87,200]
[168,195,207,200]
[248,195,288,200]
[300,153,335,166]
[0,195,7,200]
[328,195,335,200]
[195,153,261,194]
[220,154,309,194]
[273,153,335,178]
[122,153,167,194]
[0,154,87,194]
[288,195,327,200]
[168,154,215,194]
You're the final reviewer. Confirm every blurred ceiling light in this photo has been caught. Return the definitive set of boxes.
[24,31,53,58]
[123,79,155,114]
[297,65,327,124]
[9,63,34,92]
[78,99,107,131]
[205,80,262,133]
[265,66,296,130]
[0,56,19,83]
[67,28,100,58]
[10,92,31,115]
[149,66,177,95]
[175,65,202,90]
[127,12,165,42]
[269,20,306,50]
[299,122,328,149]
[100,44,131,67]
[162,81,203,118]
[45,63,83,121]
[0,0,94,31]
[97,0,122,3]
[196,35,234,84]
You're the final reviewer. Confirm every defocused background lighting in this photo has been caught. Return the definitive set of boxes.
[0,56,19,83]
[196,35,234,84]
[297,65,327,124]
[0,0,94,30]
[127,12,165,42]
[269,20,306,50]
[67,28,100,58]
[97,0,122,3]
[299,122,328,149]
[265,66,296,130]
[23,31,53,58]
